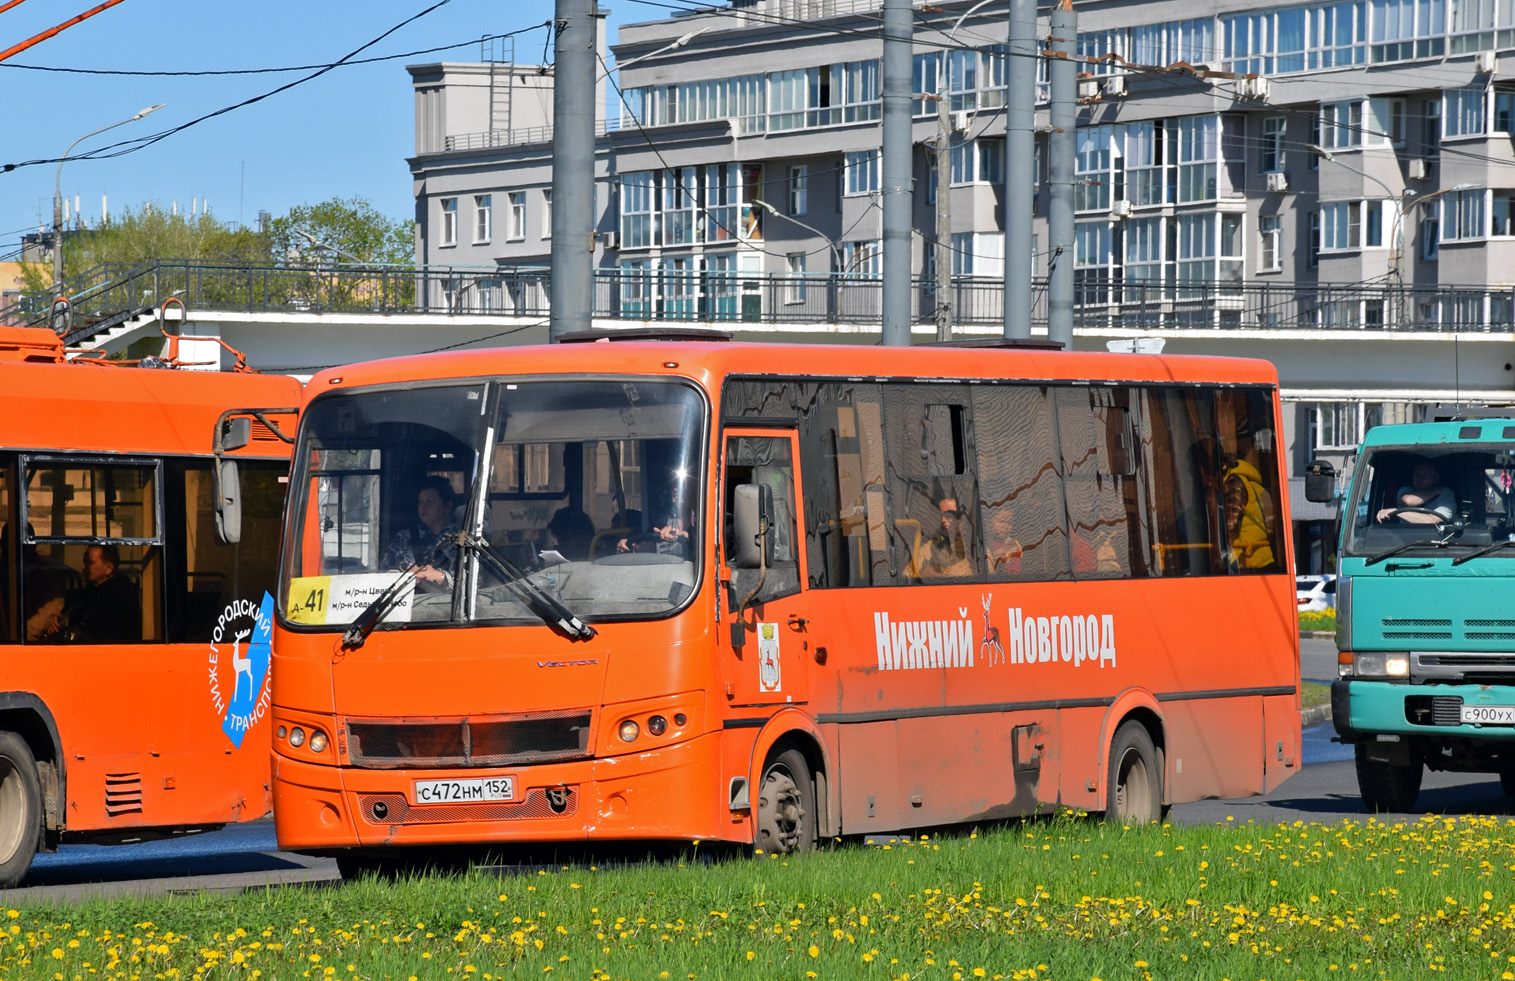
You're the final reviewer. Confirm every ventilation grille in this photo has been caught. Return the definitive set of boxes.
[250,421,282,442]
[357,788,578,825]
[1431,696,1464,726]
[105,772,143,816]
[346,709,593,770]
[1383,617,1453,640]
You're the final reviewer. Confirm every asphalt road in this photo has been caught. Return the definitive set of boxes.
[4,633,1506,901]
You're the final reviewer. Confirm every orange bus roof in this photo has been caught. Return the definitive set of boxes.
[0,361,301,457]
[307,340,1280,393]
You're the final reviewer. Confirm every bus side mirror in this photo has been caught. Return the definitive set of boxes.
[731,482,773,569]
[221,417,252,453]
[215,458,243,545]
[1304,460,1337,504]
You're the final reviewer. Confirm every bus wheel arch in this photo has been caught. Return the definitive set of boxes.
[749,717,830,853]
[0,695,65,847]
[1099,696,1166,824]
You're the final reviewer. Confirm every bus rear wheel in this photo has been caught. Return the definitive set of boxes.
[1355,744,1421,812]
[756,748,815,855]
[1105,721,1162,824]
[0,731,41,887]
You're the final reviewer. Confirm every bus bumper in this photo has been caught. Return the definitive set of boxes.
[1333,678,1515,742]
[272,731,730,851]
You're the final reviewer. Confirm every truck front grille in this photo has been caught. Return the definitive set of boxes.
[345,709,593,769]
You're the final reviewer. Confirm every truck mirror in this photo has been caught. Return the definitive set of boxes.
[221,417,252,453]
[1304,460,1336,504]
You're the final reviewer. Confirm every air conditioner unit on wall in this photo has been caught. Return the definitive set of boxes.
[601,231,618,250]
[1476,50,1497,73]
[1102,75,1127,97]
[1265,171,1288,193]
[1078,77,1101,101]
[1238,76,1271,100]
[1112,199,1133,217]
[1408,158,1430,181]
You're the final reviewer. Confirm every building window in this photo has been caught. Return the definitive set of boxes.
[474,195,492,244]
[845,150,879,196]
[621,172,654,249]
[1175,116,1218,204]
[662,167,697,247]
[1259,215,1282,271]
[785,252,807,303]
[441,197,458,247]
[1371,0,1446,62]
[1125,121,1165,207]
[508,192,526,240]
[1307,210,1320,268]
[1320,200,1388,251]
[1441,188,1485,241]
[1260,117,1285,173]
[705,163,740,243]
[541,190,552,239]
[788,165,808,215]
[952,138,1004,186]
[841,240,880,277]
[1319,100,1361,149]
[1445,86,1488,138]
[1124,216,1164,287]
[1419,210,1440,259]
[1074,127,1112,210]
[1493,191,1515,236]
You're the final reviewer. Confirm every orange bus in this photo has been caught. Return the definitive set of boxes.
[0,327,300,885]
[270,333,1299,868]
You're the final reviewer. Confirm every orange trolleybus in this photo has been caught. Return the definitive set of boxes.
[0,327,300,885]
[269,332,1299,867]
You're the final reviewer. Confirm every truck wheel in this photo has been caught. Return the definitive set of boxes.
[0,731,41,888]
[1354,744,1422,812]
[1105,721,1162,824]
[755,748,816,855]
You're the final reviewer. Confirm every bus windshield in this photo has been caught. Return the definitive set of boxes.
[1344,444,1515,558]
[283,378,707,629]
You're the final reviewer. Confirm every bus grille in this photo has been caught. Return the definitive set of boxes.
[357,788,578,825]
[345,710,593,769]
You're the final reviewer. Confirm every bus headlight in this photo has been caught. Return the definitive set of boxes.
[289,726,306,748]
[308,730,328,754]
[618,720,640,743]
[1354,653,1409,678]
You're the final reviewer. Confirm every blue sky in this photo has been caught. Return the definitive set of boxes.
[1,0,644,252]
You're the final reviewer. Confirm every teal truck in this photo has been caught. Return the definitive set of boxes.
[1307,418,1515,811]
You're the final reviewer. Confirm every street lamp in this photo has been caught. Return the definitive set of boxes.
[752,198,842,273]
[294,228,366,265]
[53,104,166,291]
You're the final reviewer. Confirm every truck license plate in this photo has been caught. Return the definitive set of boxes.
[1460,705,1515,725]
[412,776,516,804]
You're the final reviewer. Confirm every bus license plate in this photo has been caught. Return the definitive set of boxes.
[1460,705,1515,725]
[412,776,516,804]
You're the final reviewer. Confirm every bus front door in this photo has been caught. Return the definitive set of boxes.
[721,431,811,709]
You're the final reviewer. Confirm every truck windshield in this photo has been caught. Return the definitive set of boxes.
[282,378,706,629]
[1344,444,1515,558]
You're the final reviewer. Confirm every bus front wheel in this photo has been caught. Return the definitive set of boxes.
[0,731,41,887]
[1105,721,1162,824]
[756,748,816,855]
[1355,744,1421,812]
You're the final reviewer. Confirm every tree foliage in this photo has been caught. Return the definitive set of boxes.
[266,197,414,267]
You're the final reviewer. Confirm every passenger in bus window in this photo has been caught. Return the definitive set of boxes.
[381,476,460,588]
[917,495,974,580]
[1376,458,1455,525]
[1223,458,1277,569]
[547,506,595,561]
[36,544,141,644]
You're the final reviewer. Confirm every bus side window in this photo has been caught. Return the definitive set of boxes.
[973,385,1069,582]
[1056,387,1144,579]
[1216,390,1281,573]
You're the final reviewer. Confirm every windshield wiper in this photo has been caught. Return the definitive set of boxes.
[462,533,597,640]
[341,569,419,650]
[1364,536,1457,567]
[1451,538,1515,566]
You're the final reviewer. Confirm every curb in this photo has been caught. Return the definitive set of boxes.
[1300,703,1331,727]
[1300,631,1336,639]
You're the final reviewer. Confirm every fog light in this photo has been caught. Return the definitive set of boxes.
[647,715,667,736]
[674,713,687,727]
[277,725,287,739]
[372,800,388,820]
[289,726,306,748]
[309,730,328,754]
[618,720,640,742]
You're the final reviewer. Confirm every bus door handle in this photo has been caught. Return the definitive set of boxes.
[787,615,808,631]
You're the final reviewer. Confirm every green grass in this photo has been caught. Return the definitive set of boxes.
[1298,609,1336,633]
[7,814,1515,981]
[1300,681,1331,709]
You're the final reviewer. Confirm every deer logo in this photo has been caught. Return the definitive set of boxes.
[980,593,1004,666]
[231,628,254,700]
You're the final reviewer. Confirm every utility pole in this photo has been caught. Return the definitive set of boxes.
[880,0,913,346]
[1003,0,1036,339]
[1046,0,1077,350]
[550,0,598,340]
[934,96,952,341]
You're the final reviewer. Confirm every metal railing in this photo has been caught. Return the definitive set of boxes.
[12,260,1515,342]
